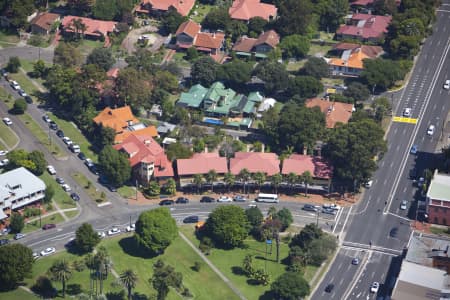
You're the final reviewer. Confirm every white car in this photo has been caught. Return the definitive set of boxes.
[365,180,373,188]
[0,158,9,167]
[3,117,12,126]
[400,200,408,210]
[10,80,20,90]
[126,224,136,232]
[444,79,450,90]
[427,124,435,136]
[47,165,56,175]
[61,184,71,192]
[403,108,412,117]
[62,137,73,145]
[84,158,94,167]
[18,89,27,97]
[0,150,8,156]
[370,282,380,293]
[33,252,40,259]
[43,115,51,123]
[40,247,56,256]
[217,196,233,202]
[107,227,121,236]
[98,231,106,238]
[323,203,341,211]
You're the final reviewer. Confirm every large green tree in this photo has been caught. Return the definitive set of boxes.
[86,48,115,71]
[201,8,231,31]
[361,58,405,91]
[253,61,289,94]
[6,56,21,73]
[287,76,323,99]
[151,260,184,300]
[135,208,178,255]
[205,205,249,248]
[271,272,310,299]
[1,0,35,28]
[245,207,264,234]
[114,67,153,109]
[75,223,101,253]
[0,244,34,290]
[120,269,138,300]
[313,0,349,32]
[48,260,72,298]
[98,145,131,187]
[279,35,310,59]
[53,43,82,67]
[92,0,117,20]
[275,208,294,230]
[343,82,370,102]
[9,213,24,233]
[161,7,187,34]
[276,0,314,36]
[300,57,329,79]
[28,150,46,175]
[216,60,253,88]
[190,57,218,86]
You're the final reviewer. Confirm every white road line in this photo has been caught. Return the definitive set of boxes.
[339,206,353,240]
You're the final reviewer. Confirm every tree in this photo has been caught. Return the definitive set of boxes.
[135,208,178,254]
[300,171,313,196]
[67,0,94,14]
[224,172,235,192]
[271,272,310,299]
[4,0,35,28]
[217,60,253,88]
[314,0,349,32]
[290,223,323,249]
[146,181,161,196]
[98,145,131,187]
[48,259,72,297]
[43,185,54,204]
[193,138,205,153]
[75,223,100,253]
[205,169,218,192]
[287,76,323,99]
[161,8,186,34]
[193,174,203,194]
[205,205,249,248]
[253,172,266,192]
[344,82,370,102]
[31,276,56,298]
[9,213,24,233]
[190,57,217,86]
[151,260,183,300]
[185,47,199,61]
[120,269,137,300]
[248,17,267,35]
[275,208,293,230]
[307,235,337,266]
[114,68,152,109]
[13,98,27,114]
[86,48,115,71]
[164,178,177,195]
[54,43,82,67]
[28,150,46,176]
[32,59,48,78]
[361,58,405,91]
[279,35,310,59]
[92,0,117,20]
[372,96,392,122]
[271,173,282,194]
[94,125,116,149]
[202,8,230,31]
[0,244,34,291]
[154,70,179,93]
[253,61,289,94]
[165,142,193,161]
[6,56,21,73]
[242,254,254,276]
[245,207,263,234]
[238,168,251,194]
[276,0,314,36]
[228,20,248,41]
[300,57,329,79]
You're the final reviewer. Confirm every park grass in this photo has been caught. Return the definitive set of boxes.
[71,172,105,203]
[17,113,65,158]
[65,210,79,219]
[0,288,40,300]
[179,225,290,299]
[24,212,65,233]
[117,185,136,199]
[40,172,77,210]
[102,234,240,300]
[47,112,98,162]
[0,121,18,149]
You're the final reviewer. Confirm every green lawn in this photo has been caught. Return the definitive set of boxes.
[0,288,40,300]
[430,226,450,236]
[171,51,191,68]
[47,112,98,162]
[65,210,79,219]
[40,172,77,210]
[8,71,41,97]
[190,4,213,23]
[117,185,136,199]
[77,39,104,56]
[179,225,290,299]
[71,172,105,203]
[0,121,18,149]
[0,30,20,48]
[308,43,333,56]
[286,59,307,72]
[24,212,65,233]
[17,113,65,158]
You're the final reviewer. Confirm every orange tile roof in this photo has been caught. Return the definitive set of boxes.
[106,68,119,78]
[194,32,225,50]
[230,152,280,176]
[176,20,201,38]
[333,43,383,58]
[138,0,195,16]
[62,16,117,37]
[229,0,277,21]
[233,36,257,52]
[93,106,139,133]
[328,48,371,69]
[31,12,60,31]
[114,126,159,144]
[255,30,280,48]
[177,153,228,176]
[281,154,333,179]
[305,98,354,128]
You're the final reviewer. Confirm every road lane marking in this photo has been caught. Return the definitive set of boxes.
[392,116,418,124]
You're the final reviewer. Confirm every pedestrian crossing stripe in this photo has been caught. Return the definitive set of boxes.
[393,116,418,124]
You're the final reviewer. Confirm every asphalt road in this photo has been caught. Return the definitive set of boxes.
[312,3,450,299]
[0,45,54,65]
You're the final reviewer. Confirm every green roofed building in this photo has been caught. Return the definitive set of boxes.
[177,84,208,108]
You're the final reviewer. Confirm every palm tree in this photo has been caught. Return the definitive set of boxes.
[94,246,111,295]
[48,259,72,297]
[193,174,203,194]
[271,174,282,194]
[287,172,298,194]
[71,18,86,40]
[205,169,218,192]
[238,168,251,194]
[301,171,313,196]
[253,172,266,193]
[120,269,138,300]
[224,172,235,192]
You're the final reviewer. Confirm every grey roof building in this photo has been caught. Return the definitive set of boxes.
[0,167,46,220]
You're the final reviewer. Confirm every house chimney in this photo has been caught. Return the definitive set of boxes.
[213,32,216,38]
[261,143,265,153]
[303,147,307,155]
[144,139,151,145]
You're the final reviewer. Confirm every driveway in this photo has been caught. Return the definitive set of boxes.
[121,25,159,54]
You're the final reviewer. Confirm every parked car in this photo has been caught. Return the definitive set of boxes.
[49,121,58,130]
[98,231,106,238]
[126,224,136,232]
[47,165,56,175]
[1,69,8,77]
[18,89,27,97]
[42,223,56,230]
[70,192,80,201]
[159,199,174,206]
[0,158,10,167]
[62,184,71,192]
[89,165,99,175]
[0,150,8,156]
[400,200,408,210]
[217,196,233,202]
[352,258,360,265]
[175,197,189,204]
[370,282,380,293]
[56,130,64,138]
[200,196,215,203]
[84,158,94,167]
[322,203,341,211]
[322,208,336,215]
[40,247,56,256]
[62,136,72,145]
[0,238,10,246]
[365,180,373,188]
[24,95,32,104]
[107,227,121,236]
[3,117,12,126]
[32,252,40,259]
[69,144,81,153]
[10,80,20,90]
[233,195,247,202]
[42,115,51,123]
[325,283,334,293]
[302,204,318,212]
[78,152,86,160]
[183,216,199,223]
[410,145,418,154]
[56,177,65,184]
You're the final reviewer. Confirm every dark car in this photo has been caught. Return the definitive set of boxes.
[89,165,99,175]
[159,199,174,206]
[56,177,65,184]
[183,216,199,223]
[70,192,80,201]
[43,223,56,230]
[390,227,398,238]
[176,197,189,204]
[325,284,334,293]
[108,185,117,192]
[0,238,10,246]
[98,176,109,184]
[200,196,215,203]
[24,95,32,104]
[302,204,318,212]
[56,130,65,138]
[78,152,86,160]
[49,121,58,130]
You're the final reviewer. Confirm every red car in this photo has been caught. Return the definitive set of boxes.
[42,223,56,230]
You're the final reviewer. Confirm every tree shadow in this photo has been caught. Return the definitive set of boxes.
[246,279,261,286]
[259,290,276,300]
[106,290,126,300]
[118,236,158,259]
[231,266,246,276]
[66,283,82,295]
[132,292,149,300]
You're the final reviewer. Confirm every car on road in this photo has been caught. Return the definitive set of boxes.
[159,199,174,206]
[217,196,233,202]
[389,227,398,238]
[302,204,318,212]
[0,238,10,246]
[365,180,373,188]
[0,150,8,156]
[18,89,27,97]
[175,197,189,204]
[323,203,341,211]
[3,117,12,126]
[325,283,334,293]
[183,216,199,223]
[32,252,39,259]
[42,223,56,230]
[61,184,71,192]
[126,224,136,232]
[403,107,412,117]
[233,195,247,202]
[56,177,65,184]
[56,129,64,138]
[69,144,81,153]
[47,165,56,175]
[40,247,56,256]
[84,158,94,167]
[49,121,58,130]
[1,69,8,77]
[10,80,20,90]
[98,231,106,238]
[444,79,450,90]
[89,165,99,175]
[248,203,257,208]
[62,136,73,145]
[42,115,51,123]
[427,124,435,136]
[24,95,32,104]
[107,227,121,236]
[410,145,418,154]
[200,196,215,203]
[78,152,86,160]
[370,282,380,293]
[322,208,336,215]
[0,158,9,167]
[70,192,80,201]
[352,258,360,265]
[400,200,408,210]
[14,233,26,240]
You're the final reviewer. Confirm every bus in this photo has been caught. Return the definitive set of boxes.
[256,193,279,203]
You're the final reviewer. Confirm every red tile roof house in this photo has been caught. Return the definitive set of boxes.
[61,16,117,47]
[30,12,60,35]
[305,98,354,129]
[230,152,280,178]
[282,154,333,189]
[175,20,225,55]
[229,0,278,22]
[232,30,280,58]
[135,0,195,17]
[176,153,228,187]
[114,134,173,183]
[335,14,392,43]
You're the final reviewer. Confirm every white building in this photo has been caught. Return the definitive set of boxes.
[0,167,46,220]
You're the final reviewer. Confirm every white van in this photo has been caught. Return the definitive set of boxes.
[69,144,81,153]
[256,193,279,203]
